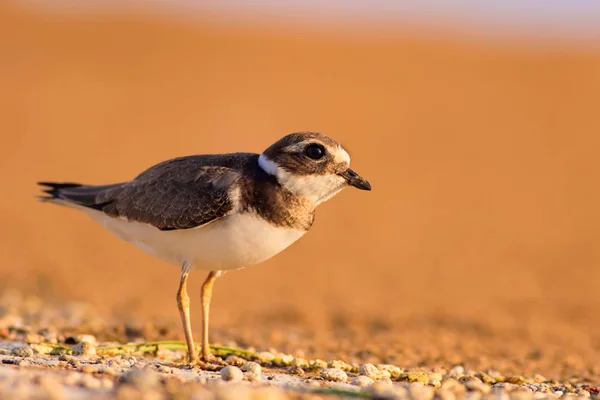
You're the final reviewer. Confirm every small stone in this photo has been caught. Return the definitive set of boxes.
[352,376,375,387]
[507,376,527,385]
[410,383,434,400]
[328,360,351,371]
[80,374,101,389]
[12,346,34,358]
[464,392,482,400]
[256,352,276,363]
[100,378,114,389]
[475,372,496,384]
[371,383,407,399]
[359,364,383,380]
[274,353,294,366]
[377,364,402,379]
[72,342,96,357]
[429,372,444,382]
[158,366,173,374]
[442,378,466,394]
[448,365,465,377]
[289,366,305,375]
[120,368,160,388]
[493,382,519,392]
[380,377,393,385]
[465,381,491,394]
[225,355,246,367]
[291,358,309,369]
[321,368,348,382]
[241,362,262,382]
[398,371,429,384]
[309,359,328,370]
[80,365,98,374]
[25,333,44,344]
[220,366,244,382]
[241,361,261,375]
[101,367,118,376]
[72,334,97,346]
[577,389,592,397]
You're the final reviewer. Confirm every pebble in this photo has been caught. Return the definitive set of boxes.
[371,383,407,399]
[72,342,96,357]
[320,368,348,382]
[398,371,429,384]
[73,334,97,346]
[102,367,118,376]
[377,364,402,378]
[241,361,261,375]
[289,366,304,375]
[465,380,492,394]
[11,346,34,358]
[409,383,435,400]
[256,352,276,363]
[352,375,375,387]
[220,366,244,382]
[359,363,382,379]
[80,365,98,374]
[476,371,496,384]
[507,376,528,384]
[80,374,101,389]
[309,359,328,370]
[241,362,262,382]
[448,365,465,377]
[328,360,351,371]
[120,368,161,388]
[274,353,294,366]
[225,355,246,367]
[291,357,309,369]
[442,378,467,394]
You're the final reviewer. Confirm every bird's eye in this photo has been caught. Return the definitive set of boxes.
[305,143,325,160]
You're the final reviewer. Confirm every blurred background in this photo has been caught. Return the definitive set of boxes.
[1,0,600,376]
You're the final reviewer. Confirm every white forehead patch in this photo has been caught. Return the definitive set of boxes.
[333,145,351,165]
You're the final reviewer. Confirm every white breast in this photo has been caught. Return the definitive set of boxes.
[87,209,306,271]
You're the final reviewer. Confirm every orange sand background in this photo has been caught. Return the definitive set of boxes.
[1,2,600,374]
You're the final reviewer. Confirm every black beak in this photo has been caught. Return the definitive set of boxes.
[339,168,371,191]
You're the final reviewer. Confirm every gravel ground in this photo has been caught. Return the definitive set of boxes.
[1,290,599,399]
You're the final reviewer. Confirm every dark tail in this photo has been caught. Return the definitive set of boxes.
[37,181,120,210]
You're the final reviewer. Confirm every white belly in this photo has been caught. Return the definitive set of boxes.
[87,210,307,270]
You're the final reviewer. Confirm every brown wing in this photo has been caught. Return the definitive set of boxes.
[39,155,244,231]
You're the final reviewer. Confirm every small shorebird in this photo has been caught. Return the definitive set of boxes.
[38,132,371,364]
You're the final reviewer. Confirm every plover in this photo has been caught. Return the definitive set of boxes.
[37,131,371,363]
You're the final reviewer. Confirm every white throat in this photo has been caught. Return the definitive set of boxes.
[258,154,347,205]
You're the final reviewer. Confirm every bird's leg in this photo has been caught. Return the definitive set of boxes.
[176,262,197,365]
[200,270,222,362]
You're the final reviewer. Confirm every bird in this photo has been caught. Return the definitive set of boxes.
[37,131,371,364]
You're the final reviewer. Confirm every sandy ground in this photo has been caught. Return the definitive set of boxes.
[1,2,600,396]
